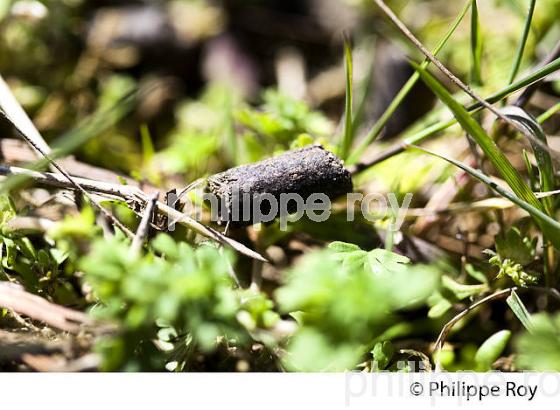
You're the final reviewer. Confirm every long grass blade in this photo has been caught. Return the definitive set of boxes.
[347,0,472,164]
[537,102,560,123]
[351,39,377,135]
[470,0,483,84]
[404,54,560,144]
[400,55,560,145]
[413,144,560,249]
[402,55,560,150]
[351,49,560,173]
[415,64,540,208]
[339,37,354,160]
[508,0,537,84]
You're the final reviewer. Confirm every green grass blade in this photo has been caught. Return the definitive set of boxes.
[352,54,560,172]
[508,0,537,84]
[347,0,472,164]
[537,102,560,123]
[522,148,537,190]
[414,67,560,250]
[502,106,557,287]
[339,37,354,160]
[507,290,534,332]
[414,145,560,249]
[403,56,560,144]
[483,56,560,107]
[140,124,155,163]
[470,0,483,85]
[414,64,541,209]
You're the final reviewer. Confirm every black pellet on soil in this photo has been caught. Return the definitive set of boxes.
[207,145,353,226]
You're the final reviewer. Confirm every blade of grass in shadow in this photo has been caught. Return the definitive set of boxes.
[346,0,472,164]
[523,149,537,190]
[508,0,537,84]
[338,36,354,160]
[501,106,554,213]
[351,39,377,135]
[470,0,483,84]
[411,144,560,249]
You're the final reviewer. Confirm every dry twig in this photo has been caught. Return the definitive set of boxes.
[130,191,159,256]
[0,282,93,333]
[0,165,267,262]
[432,286,560,371]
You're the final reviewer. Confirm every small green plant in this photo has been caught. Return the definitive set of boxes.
[485,228,539,287]
[237,90,332,146]
[2,0,560,376]
[276,242,440,371]
[515,313,560,371]
[81,234,245,371]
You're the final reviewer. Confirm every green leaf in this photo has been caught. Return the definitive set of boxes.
[2,237,17,269]
[37,249,51,270]
[465,264,488,284]
[328,241,361,253]
[428,294,453,318]
[276,246,439,371]
[442,276,488,300]
[371,341,395,371]
[515,313,560,371]
[15,237,36,260]
[282,328,362,372]
[507,290,534,332]
[329,243,411,276]
[140,123,155,163]
[81,237,242,371]
[152,233,179,260]
[475,330,511,370]
[0,195,16,227]
[366,249,410,276]
[495,227,533,266]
